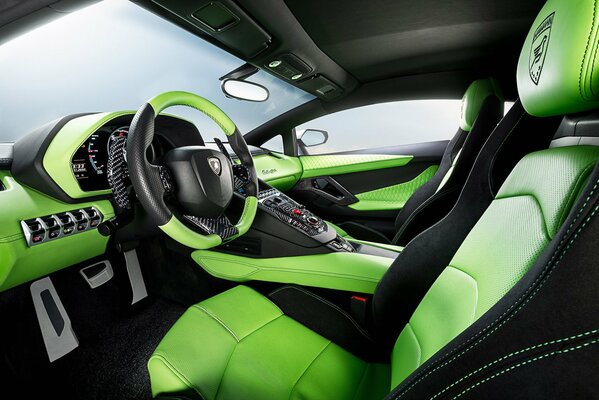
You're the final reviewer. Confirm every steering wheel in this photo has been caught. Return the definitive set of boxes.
[126,91,259,250]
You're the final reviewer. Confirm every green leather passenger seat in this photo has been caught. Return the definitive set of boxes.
[332,77,504,245]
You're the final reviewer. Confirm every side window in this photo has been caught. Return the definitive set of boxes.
[296,100,466,155]
[261,134,284,153]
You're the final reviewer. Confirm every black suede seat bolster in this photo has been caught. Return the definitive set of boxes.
[392,96,503,246]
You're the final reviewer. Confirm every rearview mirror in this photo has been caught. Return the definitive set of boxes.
[298,129,328,147]
[221,79,269,102]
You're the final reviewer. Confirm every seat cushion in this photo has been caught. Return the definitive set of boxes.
[148,285,390,399]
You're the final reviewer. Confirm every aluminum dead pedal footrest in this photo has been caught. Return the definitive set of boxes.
[30,277,78,362]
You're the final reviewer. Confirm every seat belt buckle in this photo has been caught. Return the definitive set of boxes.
[350,295,369,325]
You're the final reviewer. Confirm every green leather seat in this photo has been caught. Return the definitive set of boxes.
[331,77,504,244]
[149,285,390,399]
[149,0,599,398]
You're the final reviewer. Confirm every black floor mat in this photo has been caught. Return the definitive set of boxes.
[53,297,185,400]
[0,255,186,400]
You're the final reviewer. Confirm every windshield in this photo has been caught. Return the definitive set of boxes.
[0,0,314,143]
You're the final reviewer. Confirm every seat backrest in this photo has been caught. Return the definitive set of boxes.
[385,0,599,389]
[373,101,562,346]
[392,78,504,245]
[390,145,599,385]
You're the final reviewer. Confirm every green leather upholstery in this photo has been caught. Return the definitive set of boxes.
[459,78,503,131]
[390,145,599,386]
[149,285,390,399]
[517,0,599,116]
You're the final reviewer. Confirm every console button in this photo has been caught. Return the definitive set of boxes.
[307,216,319,225]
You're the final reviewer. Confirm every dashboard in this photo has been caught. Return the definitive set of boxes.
[71,125,129,191]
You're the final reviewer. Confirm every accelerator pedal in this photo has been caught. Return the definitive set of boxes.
[124,249,148,305]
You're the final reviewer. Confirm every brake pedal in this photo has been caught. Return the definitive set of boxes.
[80,260,114,289]
[30,277,78,362]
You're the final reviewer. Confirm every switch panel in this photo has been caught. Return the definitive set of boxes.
[21,207,102,247]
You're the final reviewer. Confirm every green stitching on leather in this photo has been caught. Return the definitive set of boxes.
[431,328,599,399]
[395,191,599,398]
[451,337,599,399]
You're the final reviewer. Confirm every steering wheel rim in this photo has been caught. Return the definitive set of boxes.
[127,91,259,250]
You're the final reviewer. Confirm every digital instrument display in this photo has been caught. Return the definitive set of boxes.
[71,126,128,191]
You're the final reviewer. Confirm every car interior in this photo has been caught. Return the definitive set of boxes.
[1,0,599,399]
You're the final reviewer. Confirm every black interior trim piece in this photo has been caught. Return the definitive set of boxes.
[11,113,95,203]
[269,285,387,362]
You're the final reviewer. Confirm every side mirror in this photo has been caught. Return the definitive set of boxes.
[298,129,328,147]
[221,79,269,102]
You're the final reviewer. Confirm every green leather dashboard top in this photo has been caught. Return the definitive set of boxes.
[0,171,114,292]
[191,250,394,294]
[253,153,303,191]
[390,145,599,386]
[349,165,438,211]
[300,154,413,179]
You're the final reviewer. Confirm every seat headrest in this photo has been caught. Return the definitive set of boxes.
[459,78,503,132]
[517,0,599,117]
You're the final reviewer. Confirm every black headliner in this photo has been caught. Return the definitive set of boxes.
[284,0,546,83]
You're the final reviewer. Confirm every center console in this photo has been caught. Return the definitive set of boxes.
[256,188,356,253]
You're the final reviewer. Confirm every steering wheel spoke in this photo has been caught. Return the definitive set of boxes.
[182,214,239,241]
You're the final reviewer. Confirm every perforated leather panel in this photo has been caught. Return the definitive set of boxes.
[391,145,599,386]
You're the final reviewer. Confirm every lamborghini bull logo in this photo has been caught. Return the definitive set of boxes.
[529,12,554,85]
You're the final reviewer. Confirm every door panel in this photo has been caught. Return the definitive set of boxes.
[288,140,447,239]
[300,154,413,178]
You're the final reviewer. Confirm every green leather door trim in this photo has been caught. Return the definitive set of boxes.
[253,152,303,191]
[349,165,438,211]
[149,285,390,399]
[191,250,394,293]
[390,146,599,386]
[300,154,413,179]
[0,172,114,291]
[43,111,133,199]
